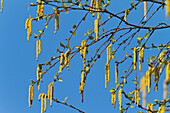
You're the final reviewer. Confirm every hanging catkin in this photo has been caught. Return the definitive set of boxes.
[118,88,123,110]
[144,1,147,20]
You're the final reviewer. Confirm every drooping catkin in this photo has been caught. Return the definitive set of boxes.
[124,9,128,25]
[115,64,118,84]
[29,85,33,108]
[48,84,51,100]
[94,19,99,41]
[44,95,47,112]
[50,84,53,107]
[142,47,144,62]
[144,1,147,21]
[118,88,123,110]
[83,41,86,68]
[134,90,139,108]
[108,63,110,82]
[80,71,85,102]
[140,76,146,108]
[40,1,44,17]
[105,63,108,89]
[37,1,41,17]
[59,53,64,73]
[38,39,41,55]
[166,0,170,17]
[166,62,169,80]
[146,70,151,94]
[26,18,33,41]
[54,11,59,34]
[107,44,111,64]
[160,52,165,74]
[37,65,41,91]
[133,47,137,71]
[65,50,69,70]
[1,0,3,13]
[163,80,168,100]
[90,0,95,17]
[41,94,44,113]
[111,93,116,108]
[139,48,142,71]
[25,19,29,30]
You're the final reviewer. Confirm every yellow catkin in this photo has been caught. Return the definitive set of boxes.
[50,84,53,107]
[27,18,33,41]
[40,1,44,17]
[142,47,144,62]
[166,0,170,17]
[133,47,137,71]
[96,0,100,19]
[166,62,169,81]
[105,63,108,89]
[36,40,39,61]
[83,41,86,68]
[118,88,123,110]
[37,65,40,91]
[59,53,64,73]
[25,19,29,30]
[124,9,128,25]
[136,90,139,107]
[65,50,69,70]
[54,12,59,34]
[144,1,147,21]
[108,63,110,82]
[158,106,165,113]
[140,76,146,108]
[38,39,41,55]
[94,19,99,41]
[115,64,118,84]
[37,1,41,17]
[90,0,95,17]
[29,85,33,108]
[80,71,85,102]
[147,70,151,94]
[44,95,47,112]
[41,94,44,113]
[1,0,3,13]
[147,103,153,113]
[160,52,165,74]
[111,93,116,108]
[163,80,168,100]
[139,48,142,71]
[48,84,51,100]
[107,44,111,64]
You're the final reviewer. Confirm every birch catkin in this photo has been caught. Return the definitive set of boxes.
[140,76,146,108]
[105,63,108,89]
[133,47,137,71]
[44,95,47,112]
[29,85,33,108]
[124,9,128,25]
[65,50,69,70]
[54,12,59,34]
[80,71,85,102]
[1,0,3,13]
[166,0,170,17]
[94,19,99,41]
[115,64,118,84]
[50,84,53,107]
[139,48,142,71]
[111,93,116,108]
[144,1,147,20]
[166,62,169,80]
[118,88,123,110]
[142,47,144,62]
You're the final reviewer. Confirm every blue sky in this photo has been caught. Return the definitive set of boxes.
[0,0,169,113]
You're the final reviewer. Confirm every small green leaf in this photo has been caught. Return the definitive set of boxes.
[60,42,65,48]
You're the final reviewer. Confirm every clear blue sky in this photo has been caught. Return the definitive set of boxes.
[0,0,169,113]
